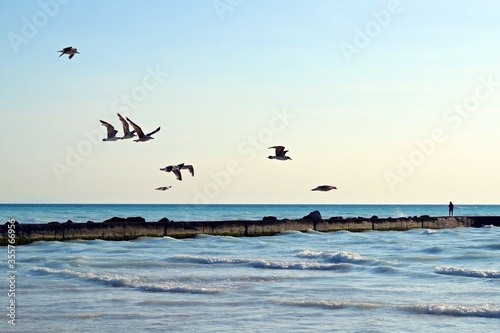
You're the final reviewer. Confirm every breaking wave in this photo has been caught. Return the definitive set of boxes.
[296,250,377,265]
[169,255,352,271]
[434,266,500,279]
[32,267,222,294]
[281,299,500,318]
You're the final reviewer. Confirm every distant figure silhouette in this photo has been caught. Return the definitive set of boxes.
[448,201,454,216]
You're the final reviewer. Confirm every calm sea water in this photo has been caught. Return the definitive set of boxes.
[1,205,499,332]
[2,204,500,224]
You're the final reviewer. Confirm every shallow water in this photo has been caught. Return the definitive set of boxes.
[3,225,499,332]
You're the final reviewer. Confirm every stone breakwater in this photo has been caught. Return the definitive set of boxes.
[2,213,498,246]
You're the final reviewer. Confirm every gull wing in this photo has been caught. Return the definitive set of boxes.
[58,46,72,53]
[146,127,161,137]
[184,165,194,177]
[269,146,286,156]
[117,113,132,135]
[100,120,116,138]
[172,169,182,181]
[126,117,145,138]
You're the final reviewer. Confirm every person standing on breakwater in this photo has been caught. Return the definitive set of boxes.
[448,201,454,216]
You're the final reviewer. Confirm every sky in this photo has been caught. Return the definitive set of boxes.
[2,0,500,204]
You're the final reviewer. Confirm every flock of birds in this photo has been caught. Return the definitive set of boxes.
[99,113,160,142]
[59,46,337,194]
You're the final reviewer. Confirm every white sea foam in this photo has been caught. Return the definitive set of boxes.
[434,266,500,278]
[297,250,376,265]
[170,255,252,265]
[168,255,351,271]
[403,304,500,318]
[394,208,405,218]
[279,299,382,310]
[281,299,500,318]
[252,259,351,271]
[32,267,222,294]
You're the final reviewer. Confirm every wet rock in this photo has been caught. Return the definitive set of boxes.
[158,217,170,223]
[370,215,378,220]
[263,216,277,221]
[103,216,146,223]
[302,210,322,221]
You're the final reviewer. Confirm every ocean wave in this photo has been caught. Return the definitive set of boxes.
[279,299,381,310]
[170,255,252,265]
[486,243,500,250]
[296,250,377,265]
[169,255,352,271]
[252,260,352,271]
[280,299,500,318]
[32,267,222,294]
[370,266,398,274]
[434,266,500,279]
[89,260,169,269]
[422,246,443,254]
[60,313,107,319]
[279,230,307,235]
[403,304,500,318]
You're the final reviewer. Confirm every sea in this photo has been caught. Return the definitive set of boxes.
[1,204,499,332]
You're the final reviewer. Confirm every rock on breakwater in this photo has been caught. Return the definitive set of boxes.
[0,214,493,245]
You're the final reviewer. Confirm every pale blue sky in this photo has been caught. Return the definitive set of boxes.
[2,0,500,204]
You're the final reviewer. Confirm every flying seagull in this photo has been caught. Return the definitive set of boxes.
[268,146,292,160]
[58,46,79,59]
[312,185,337,192]
[160,163,183,181]
[126,117,160,142]
[155,186,172,191]
[117,113,136,139]
[160,163,194,181]
[99,120,119,141]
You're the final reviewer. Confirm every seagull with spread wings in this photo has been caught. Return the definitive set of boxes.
[126,117,160,142]
[99,120,119,141]
[268,146,292,160]
[160,163,194,181]
[155,186,172,191]
[312,185,337,192]
[57,46,79,59]
[117,113,136,139]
